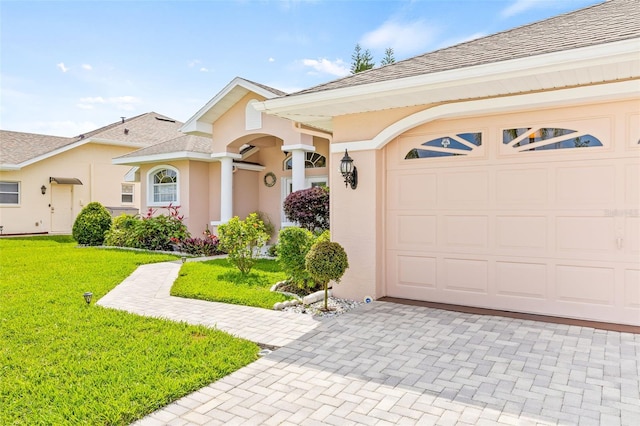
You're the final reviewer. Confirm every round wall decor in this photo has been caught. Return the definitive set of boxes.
[263,172,276,187]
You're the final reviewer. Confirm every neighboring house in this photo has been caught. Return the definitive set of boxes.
[0,113,183,235]
[113,77,331,238]
[254,0,640,325]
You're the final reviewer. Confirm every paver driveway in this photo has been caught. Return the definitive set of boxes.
[101,262,639,425]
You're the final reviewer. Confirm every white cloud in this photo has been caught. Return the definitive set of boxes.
[76,95,140,111]
[301,58,349,77]
[188,59,201,68]
[79,96,106,104]
[82,64,93,71]
[360,18,439,56]
[199,67,209,72]
[31,120,98,137]
[501,0,544,18]
[56,62,69,73]
[110,96,141,111]
[268,57,275,63]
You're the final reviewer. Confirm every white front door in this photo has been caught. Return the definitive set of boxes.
[51,185,74,234]
[281,176,327,225]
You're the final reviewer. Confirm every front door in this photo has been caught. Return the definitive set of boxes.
[51,185,73,234]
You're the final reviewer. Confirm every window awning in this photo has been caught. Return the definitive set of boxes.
[49,177,83,185]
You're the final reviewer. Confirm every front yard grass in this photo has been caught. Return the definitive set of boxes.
[0,236,259,425]
[171,258,293,309]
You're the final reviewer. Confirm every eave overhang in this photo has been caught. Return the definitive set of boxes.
[113,151,214,166]
[255,38,640,132]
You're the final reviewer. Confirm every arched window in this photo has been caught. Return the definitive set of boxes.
[283,152,327,170]
[502,127,602,151]
[405,132,482,159]
[148,166,178,205]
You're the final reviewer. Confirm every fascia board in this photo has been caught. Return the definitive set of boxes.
[330,80,640,153]
[87,138,149,148]
[256,38,640,116]
[13,137,150,170]
[11,139,89,169]
[234,163,265,172]
[112,151,214,165]
[0,164,21,171]
[180,77,283,135]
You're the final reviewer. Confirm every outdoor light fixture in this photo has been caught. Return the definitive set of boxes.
[83,292,93,305]
[181,256,187,264]
[41,185,47,195]
[340,149,358,189]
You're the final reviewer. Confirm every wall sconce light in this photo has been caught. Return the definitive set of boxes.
[340,149,358,189]
[83,292,93,305]
[41,185,47,195]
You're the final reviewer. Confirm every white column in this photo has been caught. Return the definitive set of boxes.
[282,142,315,193]
[211,152,241,224]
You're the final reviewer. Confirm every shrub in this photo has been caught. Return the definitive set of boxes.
[123,205,189,251]
[277,227,318,292]
[218,213,269,275]
[283,186,329,232]
[72,202,112,246]
[104,214,138,247]
[305,241,349,310]
[253,211,275,239]
[175,235,222,256]
[104,205,190,251]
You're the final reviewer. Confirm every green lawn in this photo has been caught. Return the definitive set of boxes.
[171,258,293,309]
[0,236,259,425]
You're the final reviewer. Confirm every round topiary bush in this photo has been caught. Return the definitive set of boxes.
[72,202,112,246]
[305,241,349,310]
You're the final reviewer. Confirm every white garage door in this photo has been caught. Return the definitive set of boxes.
[385,125,640,326]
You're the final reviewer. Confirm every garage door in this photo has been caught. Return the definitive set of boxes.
[385,125,640,325]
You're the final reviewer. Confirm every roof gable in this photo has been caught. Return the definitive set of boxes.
[180,77,287,137]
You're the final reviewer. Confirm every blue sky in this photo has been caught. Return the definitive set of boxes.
[1,0,601,137]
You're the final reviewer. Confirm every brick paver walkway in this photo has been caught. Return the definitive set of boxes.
[100,261,640,425]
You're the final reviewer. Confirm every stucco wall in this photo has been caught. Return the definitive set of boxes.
[329,98,640,302]
[0,143,139,235]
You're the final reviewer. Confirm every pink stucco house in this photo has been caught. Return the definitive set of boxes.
[119,0,638,325]
[113,78,331,238]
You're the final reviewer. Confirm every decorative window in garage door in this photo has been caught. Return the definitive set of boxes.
[503,127,602,152]
[405,132,482,159]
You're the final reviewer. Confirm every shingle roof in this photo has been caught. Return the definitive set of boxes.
[295,0,639,95]
[241,78,288,97]
[0,131,75,165]
[1,112,185,166]
[116,134,213,159]
[77,112,184,144]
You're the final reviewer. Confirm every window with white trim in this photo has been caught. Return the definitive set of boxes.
[148,167,178,205]
[405,132,482,159]
[0,181,20,205]
[121,184,134,204]
[283,152,326,170]
[502,127,602,151]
